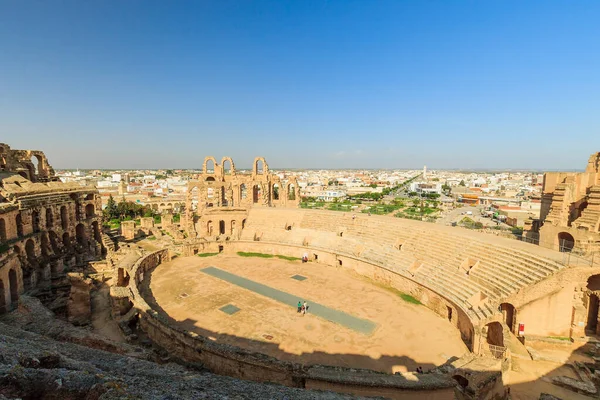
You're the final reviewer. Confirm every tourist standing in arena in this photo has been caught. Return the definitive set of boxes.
[297,301,302,313]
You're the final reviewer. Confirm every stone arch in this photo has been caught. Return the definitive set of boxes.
[205,176,216,182]
[45,207,53,229]
[500,303,516,333]
[253,184,261,203]
[32,210,40,233]
[221,186,227,206]
[219,220,225,235]
[25,239,36,261]
[85,203,95,218]
[207,220,213,236]
[240,183,247,200]
[485,321,504,347]
[0,279,5,314]
[0,217,6,241]
[558,232,575,252]
[62,232,71,249]
[60,206,68,230]
[92,221,102,242]
[49,231,60,254]
[221,157,235,175]
[203,156,217,174]
[273,183,280,200]
[41,232,50,257]
[452,375,469,389]
[76,223,86,246]
[9,269,18,304]
[85,193,94,201]
[16,214,23,237]
[231,220,236,235]
[287,183,296,201]
[253,157,268,175]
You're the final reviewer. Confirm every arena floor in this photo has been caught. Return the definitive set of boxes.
[144,254,468,373]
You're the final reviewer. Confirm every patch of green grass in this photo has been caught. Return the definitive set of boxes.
[276,255,301,261]
[197,252,219,257]
[359,276,421,305]
[146,236,156,241]
[237,251,274,258]
[399,293,422,305]
[548,336,571,341]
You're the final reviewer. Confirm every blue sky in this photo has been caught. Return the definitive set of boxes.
[1,1,599,170]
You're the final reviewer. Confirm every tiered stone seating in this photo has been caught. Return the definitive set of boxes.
[574,185,600,232]
[243,208,568,323]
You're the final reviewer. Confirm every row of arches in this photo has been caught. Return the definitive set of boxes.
[201,156,268,177]
[188,182,298,212]
[206,219,247,236]
[0,204,95,242]
[0,269,19,313]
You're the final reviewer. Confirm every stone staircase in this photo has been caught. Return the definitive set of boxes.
[573,185,600,232]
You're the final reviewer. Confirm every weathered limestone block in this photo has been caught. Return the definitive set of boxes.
[140,217,154,234]
[67,273,92,326]
[121,221,135,240]
[161,213,173,226]
[110,286,132,317]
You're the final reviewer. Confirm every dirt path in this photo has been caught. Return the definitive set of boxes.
[91,285,125,342]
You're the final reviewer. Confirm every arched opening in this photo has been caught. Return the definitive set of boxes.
[221,186,227,206]
[256,159,264,174]
[0,218,6,241]
[447,306,453,322]
[16,214,23,237]
[587,294,600,332]
[92,221,102,242]
[49,231,59,254]
[85,193,94,201]
[453,375,469,389]
[85,204,95,218]
[45,207,53,229]
[0,279,5,314]
[41,233,50,257]
[9,269,18,303]
[190,187,199,212]
[288,184,296,200]
[206,159,215,173]
[76,223,86,246]
[485,321,504,347]
[32,210,40,233]
[240,184,247,200]
[25,239,36,262]
[205,176,215,182]
[207,187,214,200]
[338,259,343,266]
[242,219,246,229]
[558,232,575,252]
[231,220,236,235]
[253,185,261,204]
[62,232,71,250]
[273,184,280,200]
[207,221,213,236]
[219,220,225,235]
[60,206,68,230]
[500,303,516,333]
[30,155,39,178]
[223,159,232,174]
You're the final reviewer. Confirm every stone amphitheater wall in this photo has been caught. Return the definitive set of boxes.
[129,249,458,398]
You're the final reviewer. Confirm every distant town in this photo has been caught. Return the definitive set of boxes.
[56,165,543,236]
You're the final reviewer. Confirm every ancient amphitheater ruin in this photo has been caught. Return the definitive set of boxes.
[2,147,600,400]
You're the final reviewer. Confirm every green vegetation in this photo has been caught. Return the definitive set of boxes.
[146,236,156,241]
[172,213,181,223]
[236,252,300,261]
[197,252,219,257]
[327,203,354,212]
[361,276,422,305]
[237,251,274,258]
[459,217,484,230]
[361,203,403,215]
[300,201,326,209]
[276,255,301,261]
[547,336,571,341]
[103,194,160,224]
[511,226,524,235]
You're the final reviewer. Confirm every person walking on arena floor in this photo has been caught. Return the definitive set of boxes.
[297,300,302,313]
[303,301,308,315]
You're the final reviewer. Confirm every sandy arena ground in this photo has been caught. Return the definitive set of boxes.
[144,254,468,373]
